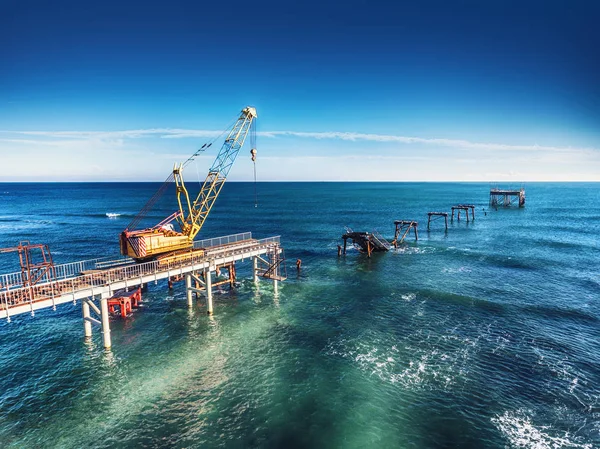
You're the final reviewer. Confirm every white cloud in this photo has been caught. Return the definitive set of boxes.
[1,128,597,154]
[0,129,223,141]
[258,131,598,154]
[0,127,598,181]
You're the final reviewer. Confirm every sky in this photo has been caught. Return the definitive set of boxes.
[1,0,599,181]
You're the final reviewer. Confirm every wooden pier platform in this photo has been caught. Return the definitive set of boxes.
[490,188,525,207]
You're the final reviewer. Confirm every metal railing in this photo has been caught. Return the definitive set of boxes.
[371,230,392,250]
[94,257,135,269]
[194,232,252,249]
[0,255,132,290]
[1,236,281,317]
[254,236,280,245]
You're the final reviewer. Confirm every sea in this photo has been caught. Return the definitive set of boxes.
[0,182,598,448]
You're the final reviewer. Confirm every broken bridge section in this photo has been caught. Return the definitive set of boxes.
[341,229,391,257]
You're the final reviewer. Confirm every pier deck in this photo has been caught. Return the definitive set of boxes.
[490,188,525,207]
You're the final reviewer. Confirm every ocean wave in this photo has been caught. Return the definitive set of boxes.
[106,213,121,218]
[420,289,507,313]
[441,266,472,274]
[444,246,549,271]
[518,304,598,324]
[533,238,599,252]
[0,218,56,231]
[492,409,593,449]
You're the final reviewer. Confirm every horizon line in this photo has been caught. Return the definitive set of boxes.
[1,180,599,183]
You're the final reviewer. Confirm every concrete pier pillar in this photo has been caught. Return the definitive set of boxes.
[273,255,279,293]
[81,299,92,337]
[185,274,193,307]
[82,300,92,338]
[252,257,258,283]
[205,269,213,315]
[100,296,112,349]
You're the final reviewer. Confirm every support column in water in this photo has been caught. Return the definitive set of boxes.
[100,296,112,349]
[185,274,193,307]
[82,300,92,338]
[205,268,213,315]
[252,256,258,284]
[273,253,278,293]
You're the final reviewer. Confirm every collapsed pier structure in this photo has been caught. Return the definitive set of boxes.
[451,205,475,222]
[341,229,391,257]
[490,187,525,207]
[391,220,418,247]
[427,212,448,230]
[339,186,528,259]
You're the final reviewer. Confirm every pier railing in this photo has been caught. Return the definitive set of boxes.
[194,232,252,249]
[0,255,134,290]
[1,235,281,317]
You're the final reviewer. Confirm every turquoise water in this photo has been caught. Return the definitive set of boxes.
[0,182,598,448]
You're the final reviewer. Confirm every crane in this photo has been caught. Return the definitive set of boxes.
[120,106,257,260]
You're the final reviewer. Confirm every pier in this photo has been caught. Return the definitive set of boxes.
[427,212,448,230]
[341,229,391,257]
[1,232,285,349]
[392,220,418,246]
[451,205,475,222]
[490,187,526,207]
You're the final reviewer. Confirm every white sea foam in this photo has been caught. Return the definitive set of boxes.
[106,213,121,218]
[401,293,416,301]
[492,410,592,449]
[393,246,430,255]
[442,266,472,274]
[326,330,477,391]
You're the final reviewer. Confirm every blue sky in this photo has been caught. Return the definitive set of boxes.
[1,0,599,181]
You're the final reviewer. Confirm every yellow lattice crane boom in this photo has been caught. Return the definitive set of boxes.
[120,106,257,260]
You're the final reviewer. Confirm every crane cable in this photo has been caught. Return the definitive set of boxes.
[126,112,240,231]
[250,120,258,207]
[182,116,239,168]
[126,173,175,231]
